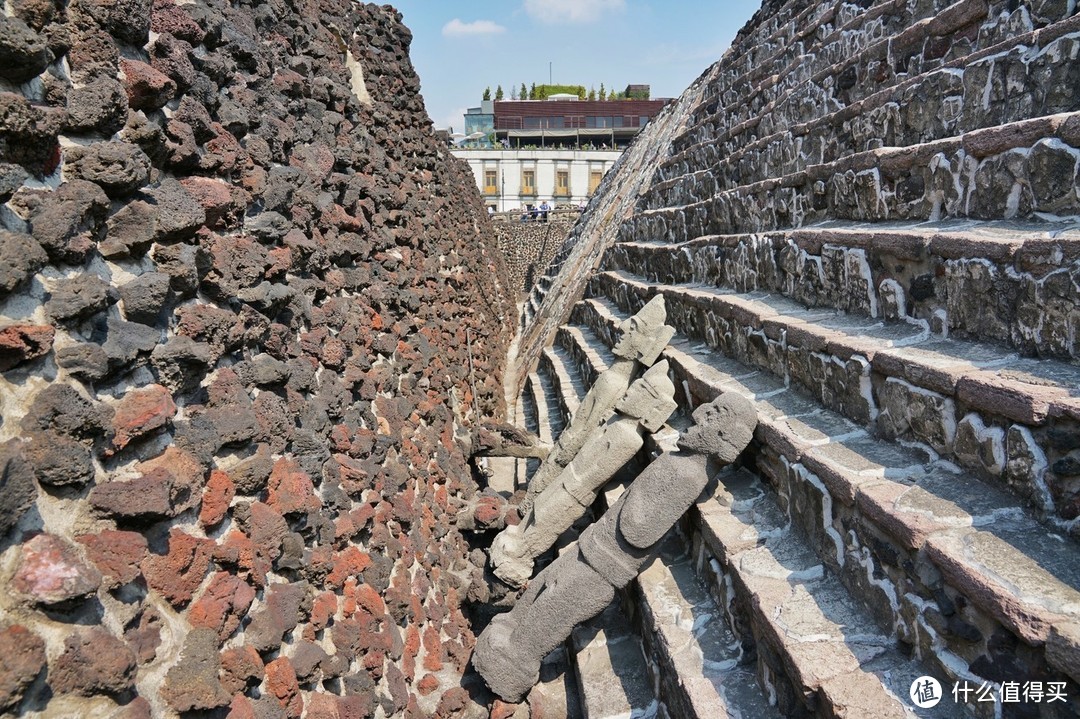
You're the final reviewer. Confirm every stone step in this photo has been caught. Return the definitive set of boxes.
[570,602,662,719]
[682,0,901,134]
[688,466,963,718]
[555,325,613,390]
[536,351,572,440]
[538,344,590,435]
[671,4,1080,171]
[651,108,1080,213]
[588,269,1080,527]
[524,372,554,446]
[631,532,783,719]
[570,297,1080,695]
[626,109,1080,233]
[604,221,1080,360]
[528,646,585,719]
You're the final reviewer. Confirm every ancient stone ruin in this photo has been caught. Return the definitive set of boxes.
[2,0,1080,717]
[511,0,1080,715]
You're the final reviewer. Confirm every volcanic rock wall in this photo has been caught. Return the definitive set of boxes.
[0,1,513,717]
[492,215,577,298]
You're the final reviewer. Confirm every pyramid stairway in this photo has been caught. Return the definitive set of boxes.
[506,0,1080,715]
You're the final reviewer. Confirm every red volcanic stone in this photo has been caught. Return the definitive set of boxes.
[248,501,288,560]
[112,383,176,451]
[50,627,136,696]
[76,530,148,586]
[119,58,175,110]
[0,624,46,712]
[304,694,339,719]
[226,695,255,719]
[473,495,504,528]
[434,687,471,719]
[189,572,256,641]
[0,324,53,371]
[491,700,520,719]
[141,527,213,607]
[266,246,292,278]
[320,336,347,369]
[220,645,263,695]
[264,657,302,718]
[416,673,439,697]
[310,591,337,631]
[326,546,371,589]
[90,446,204,520]
[267,457,321,515]
[180,177,235,229]
[150,0,204,44]
[422,624,444,672]
[354,582,386,618]
[199,469,235,527]
[216,529,272,587]
[13,533,101,605]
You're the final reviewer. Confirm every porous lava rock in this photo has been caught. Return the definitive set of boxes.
[0,0,513,715]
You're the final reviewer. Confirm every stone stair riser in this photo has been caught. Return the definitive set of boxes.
[670,4,1079,174]
[604,229,1080,361]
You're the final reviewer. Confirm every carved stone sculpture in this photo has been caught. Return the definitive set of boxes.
[474,392,758,702]
[520,295,675,514]
[490,361,678,585]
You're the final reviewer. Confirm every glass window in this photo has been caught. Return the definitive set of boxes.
[556,170,570,196]
[484,170,498,195]
[589,170,602,194]
[521,170,536,195]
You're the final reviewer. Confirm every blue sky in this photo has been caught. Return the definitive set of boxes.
[388,1,764,132]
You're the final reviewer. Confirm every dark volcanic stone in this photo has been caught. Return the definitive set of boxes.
[101,317,161,369]
[55,342,110,381]
[65,76,128,136]
[22,430,94,487]
[119,272,171,325]
[151,242,207,295]
[21,383,113,441]
[101,200,157,258]
[149,32,196,93]
[0,92,64,174]
[45,274,114,324]
[230,444,274,494]
[50,628,137,696]
[80,0,153,45]
[25,180,110,263]
[161,628,231,712]
[64,141,150,198]
[0,232,47,298]
[151,336,211,392]
[0,440,37,538]
[146,178,205,241]
[0,16,50,83]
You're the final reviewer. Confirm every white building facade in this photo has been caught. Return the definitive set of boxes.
[451,148,622,213]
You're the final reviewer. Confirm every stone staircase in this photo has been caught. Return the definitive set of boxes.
[504,0,1080,715]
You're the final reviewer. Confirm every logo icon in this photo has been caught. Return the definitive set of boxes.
[910,676,943,708]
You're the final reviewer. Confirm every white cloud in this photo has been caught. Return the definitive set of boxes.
[523,0,625,24]
[442,19,507,37]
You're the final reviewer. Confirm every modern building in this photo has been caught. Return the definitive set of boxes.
[454,87,669,211]
[454,147,622,212]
